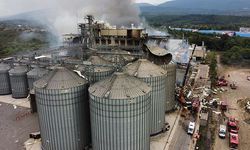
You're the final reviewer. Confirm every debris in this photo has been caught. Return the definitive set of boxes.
[212,111,221,115]
[13,105,17,109]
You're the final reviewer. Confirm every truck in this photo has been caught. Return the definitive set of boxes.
[220,101,228,111]
[187,122,195,135]
[218,125,227,138]
[192,98,200,113]
[228,117,239,133]
[229,132,239,149]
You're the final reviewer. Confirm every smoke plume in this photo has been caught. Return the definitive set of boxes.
[0,0,140,36]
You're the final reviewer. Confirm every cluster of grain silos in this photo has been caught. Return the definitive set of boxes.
[30,59,176,150]
[88,72,152,150]
[0,63,11,95]
[123,59,167,135]
[0,47,177,150]
[34,67,91,150]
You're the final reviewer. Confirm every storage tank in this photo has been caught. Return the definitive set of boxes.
[0,63,11,95]
[84,55,114,83]
[89,72,151,150]
[27,67,49,90]
[123,59,167,135]
[34,67,91,150]
[161,61,177,112]
[9,66,29,98]
[100,48,135,67]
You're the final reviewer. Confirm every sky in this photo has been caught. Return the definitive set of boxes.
[135,0,169,5]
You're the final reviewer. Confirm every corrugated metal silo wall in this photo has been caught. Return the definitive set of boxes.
[10,74,28,98]
[35,85,91,150]
[87,70,114,83]
[142,76,166,135]
[27,76,37,90]
[89,93,151,150]
[162,63,177,112]
[0,72,11,95]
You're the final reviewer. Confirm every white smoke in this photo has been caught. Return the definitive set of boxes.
[0,0,140,36]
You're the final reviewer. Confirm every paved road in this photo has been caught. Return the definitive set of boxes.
[168,118,191,150]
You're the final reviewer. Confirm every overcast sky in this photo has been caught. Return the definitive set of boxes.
[135,0,170,5]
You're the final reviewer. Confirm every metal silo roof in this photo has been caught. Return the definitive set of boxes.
[100,48,135,63]
[9,66,28,75]
[89,72,151,99]
[0,63,11,73]
[34,67,87,90]
[27,67,48,78]
[123,59,167,78]
[87,56,113,72]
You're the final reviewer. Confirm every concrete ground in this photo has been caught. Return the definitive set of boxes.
[213,68,250,150]
[150,110,181,150]
[0,101,39,150]
[0,95,30,108]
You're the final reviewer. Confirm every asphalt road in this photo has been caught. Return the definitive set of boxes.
[168,118,191,150]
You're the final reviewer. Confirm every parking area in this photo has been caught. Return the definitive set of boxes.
[213,68,250,150]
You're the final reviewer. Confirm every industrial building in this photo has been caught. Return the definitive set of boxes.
[0,15,182,150]
[78,15,147,50]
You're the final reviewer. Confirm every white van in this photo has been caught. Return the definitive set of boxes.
[218,125,227,138]
[187,122,195,135]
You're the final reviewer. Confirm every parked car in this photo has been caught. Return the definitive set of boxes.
[218,125,227,138]
[187,122,195,135]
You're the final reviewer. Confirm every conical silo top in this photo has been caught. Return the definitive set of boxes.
[88,56,112,65]
[100,48,135,63]
[27,67,49,78]
[123,59,167,78]
[89,72,151,99]
[9,65,28,75]
[86,56,113,72]
[34,67,88,90]
[0,63,11,73]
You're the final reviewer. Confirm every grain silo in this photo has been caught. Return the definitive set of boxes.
[34,67,91,150]
[161,61,177,112]
[123,59,167,135]
[84,55,114,83]
[0,63,11,95]
[100,48,135,67]
[27,67,49,90]
[9,66,29,98]
[89,72,151,150]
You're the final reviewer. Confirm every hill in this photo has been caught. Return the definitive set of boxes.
[139,0,250,16]
[159,0,250,10]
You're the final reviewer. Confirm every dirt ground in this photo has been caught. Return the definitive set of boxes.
[213,68,250,150]
[0,102,39,150]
